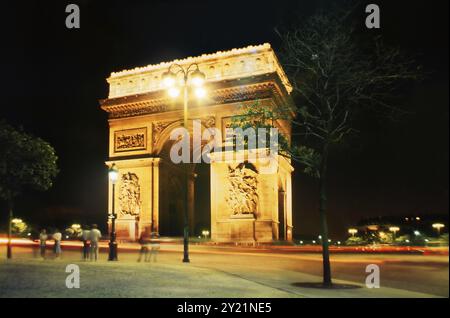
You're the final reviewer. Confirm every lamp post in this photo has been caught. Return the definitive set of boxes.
[162,63,206,263]
[202,230,210,240]
[108,163,119,261]
[432,223,445,236]
[389,226,400,241]
[348,228,358,237]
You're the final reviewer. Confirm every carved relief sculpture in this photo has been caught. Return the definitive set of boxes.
[202,116,216,128]
[114,128,147,152]
[152,121,173,145]
[119,172,141,217]
[226,163,258,215]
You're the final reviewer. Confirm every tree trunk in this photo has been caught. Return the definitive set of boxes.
[319,142,332,286]
[6,199,13,259]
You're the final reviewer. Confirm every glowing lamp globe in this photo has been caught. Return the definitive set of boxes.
[168,87,180,98]
[191,69,206,87]
[162,71,177,88]
[195,87,206,99]
[109,164,119,183]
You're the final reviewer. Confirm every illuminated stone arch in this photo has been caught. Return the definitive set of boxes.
[102,44,294,242]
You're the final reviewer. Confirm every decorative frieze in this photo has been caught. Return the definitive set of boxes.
[114,127,147,152]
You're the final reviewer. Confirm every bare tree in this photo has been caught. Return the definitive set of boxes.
[279,6,421,286]
[234,5,421,286]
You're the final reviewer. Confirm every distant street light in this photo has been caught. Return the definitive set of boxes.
[108,163,119,261]
[201,230,210,239]
[348,228,358,237]
[432,223,445,236]
[389,226,400,241]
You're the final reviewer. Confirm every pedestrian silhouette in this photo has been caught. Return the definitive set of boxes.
[137,231,150,262]
[149,232,160,263]
[53,229,62,259]
[39,229,48,259]
[81,225,91,260]
[89,224,102,261]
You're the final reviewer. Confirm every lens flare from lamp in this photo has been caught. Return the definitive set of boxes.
[162,71,176,88]
[168,87,180,98]
[191,70,206,86]
[191,76,204,87]
[195,87,206,98]
[163,76,176,88]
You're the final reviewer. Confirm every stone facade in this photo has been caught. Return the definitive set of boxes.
[101,43,294,243]
[209,151,293,242]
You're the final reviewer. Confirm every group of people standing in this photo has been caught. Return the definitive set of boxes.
[37,224,101,260]
[80,224,102,261]
[38,228,62,259]
[37,225,160,262]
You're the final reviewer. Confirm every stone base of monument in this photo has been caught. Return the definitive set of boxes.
[230,214,256,243]
[212,214,274,243]
[114,217,138,241]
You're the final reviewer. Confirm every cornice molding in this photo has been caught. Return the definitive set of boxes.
[100,74,293,119]
[105,43,292,99]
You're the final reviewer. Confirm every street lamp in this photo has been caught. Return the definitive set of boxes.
[432,223,445,236]
[348,228,358,237]
[162,63,207,263]
[202,230,210,239]
[108,163,119,261]
[389,226,400,241]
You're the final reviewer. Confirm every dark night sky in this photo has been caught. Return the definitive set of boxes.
[0,0,448,239]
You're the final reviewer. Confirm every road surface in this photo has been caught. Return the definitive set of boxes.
[0,243,447,298]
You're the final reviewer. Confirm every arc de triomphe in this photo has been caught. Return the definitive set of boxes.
[100,44,294,243]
